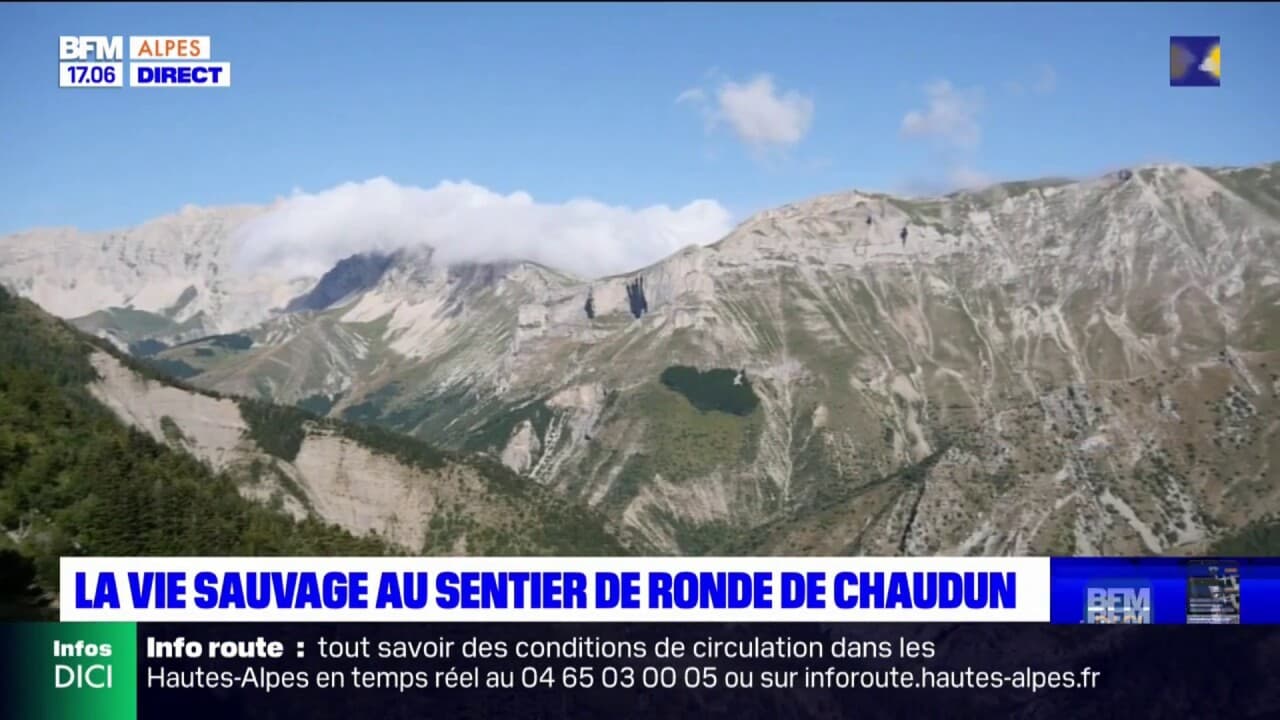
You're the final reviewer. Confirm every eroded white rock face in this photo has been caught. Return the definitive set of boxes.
[547,383,606,411]
[501,420,541,474]
[87,351,250,471]
[85,350,479,551]
[289,429,479,550]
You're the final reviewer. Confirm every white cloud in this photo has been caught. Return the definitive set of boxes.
[947,166,993,190]
[897,80,993,194]
[679,73,814,150]
[716,75,814,147]
[900,80,983,150]
[1007,65,1057,96]
[1031,65,1057,94]
[896,166,994,197]
[233,178,734,280]
[675,87,706,105]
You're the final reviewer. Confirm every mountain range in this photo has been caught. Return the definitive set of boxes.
[2,162,1279,560]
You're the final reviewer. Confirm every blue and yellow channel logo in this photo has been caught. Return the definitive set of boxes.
[1170,36,1220,86]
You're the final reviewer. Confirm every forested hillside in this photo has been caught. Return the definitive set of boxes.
[0,287,390,616]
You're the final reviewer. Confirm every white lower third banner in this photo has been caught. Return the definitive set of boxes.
[60,557,1052,623]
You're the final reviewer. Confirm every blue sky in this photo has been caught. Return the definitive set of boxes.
[1,3,1277,253]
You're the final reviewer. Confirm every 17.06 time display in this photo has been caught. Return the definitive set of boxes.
[59,62,124,88]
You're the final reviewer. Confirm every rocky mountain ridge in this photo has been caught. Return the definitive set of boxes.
[0,204,313,348]
[4,162,1278,557]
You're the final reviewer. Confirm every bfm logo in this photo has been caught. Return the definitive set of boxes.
[1085,582,1152,624]
[59,36,124,61]
[53,640,113,689]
